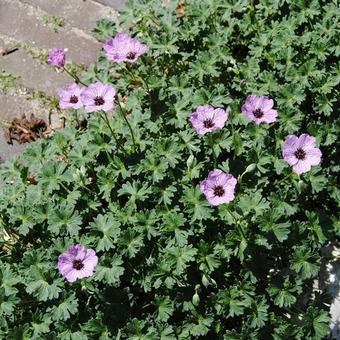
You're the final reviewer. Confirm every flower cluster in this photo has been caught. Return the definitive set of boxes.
[54,38,322,281]
[57,81,116,113]
[190,95,322,206]
[53,33,149,282]
[104,33,148,63]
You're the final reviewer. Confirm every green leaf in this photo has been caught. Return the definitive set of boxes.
[305,307,331,339]
[95,256,124,286]
[189,315,213,337]
[48,204,82,236]
[249,299,269,328]
[268,278,302,308]
[0,263,20,296]
[290,246,319,279]
[155,296,174,322]
[26,279,62,302]
[25,266,62,301]
[181,187,212,221]
[48,293,78,321]
[89,213,121,252]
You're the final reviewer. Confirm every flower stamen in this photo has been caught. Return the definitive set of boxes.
[214,185,225,197]
[203,118,214,128]
[126,52,137,60]
[253,108,264,118]
[69,95,79,104]
[72,260,84,270]
[94,96,105,106]
[294,148,306,160]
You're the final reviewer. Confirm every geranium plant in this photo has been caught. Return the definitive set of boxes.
[0,0,338,339]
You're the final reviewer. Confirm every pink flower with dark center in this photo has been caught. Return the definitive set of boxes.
[57,83,83,109]
[58,244,98,283]
[80,82,116,112]
[103,33,148,63]
[241,95,278,124]
[282,134,322,174]
[200,169,237,206]
[190,105,229,135]
[47,48,66,68]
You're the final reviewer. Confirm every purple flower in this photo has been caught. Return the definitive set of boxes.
[200,170,237,206]
[80,82,116,113]
[282,134,322,174]
[57,83,83,109]
[58,244,98,283]
[190,105,229,135]
[103,33,148,63]
[47,48,66,68]
[241,95,278,124]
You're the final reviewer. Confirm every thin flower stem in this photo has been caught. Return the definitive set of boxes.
[228,209,247,239]
[125,64,152,103]
[100,111,126,155]
[60,182,70,193]
[62,67,87,87]
[124,64,136,80]
[146,13,160,28]
[275,172,292,185]
[116,98,137,152]
[238,171,246,183]
[208,134,217,167]
[237,223,247,240]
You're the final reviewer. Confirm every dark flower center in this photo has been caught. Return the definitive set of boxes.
[214,185,225,197]
[203,119,214,128]
[94,96,105,106]
[69,95,78,104]
[126,51,137,60]
[294,148,306,160]
[72,260,84,270]
[253,108,264,118]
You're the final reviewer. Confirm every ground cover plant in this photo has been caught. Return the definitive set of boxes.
[0,0,339,338]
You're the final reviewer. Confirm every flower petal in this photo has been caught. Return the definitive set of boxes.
[293,160,312,174]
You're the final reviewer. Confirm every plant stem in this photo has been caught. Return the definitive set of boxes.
[62,67,87,87]
[228,209,247,239]
[116,97,137,151]
[125,64,152,103]
[275,172,292,185]
[237,223,247,240]
[60,182,70,193]
[100,111,126,155]
[208,134,217,167]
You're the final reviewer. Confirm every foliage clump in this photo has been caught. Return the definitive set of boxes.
[0,0,339,338]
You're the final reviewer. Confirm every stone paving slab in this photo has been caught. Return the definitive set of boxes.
[0,91,52,161]
[0,38,72,97]
[94,0,126,9]
[0,0,101,66]
[328,261,340,339]
[0,0,124,162]
[0,91,49,121]
[0,129,27,162]
[21,0,117,34]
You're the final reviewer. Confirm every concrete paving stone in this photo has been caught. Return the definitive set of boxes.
[20,0,118,34]
[0,0,101,66]
[0,91,52,161]
[0,91,49,121]
[93,0,126,10]
[0,38,72,97]
[0,128,27,162]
